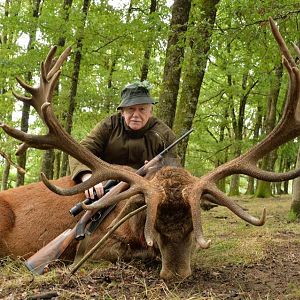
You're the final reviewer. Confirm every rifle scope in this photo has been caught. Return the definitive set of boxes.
[69,179,118,217]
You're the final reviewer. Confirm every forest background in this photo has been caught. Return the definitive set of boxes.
[1,0,300,214]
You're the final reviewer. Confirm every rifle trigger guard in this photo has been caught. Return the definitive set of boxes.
[91,211,102,222]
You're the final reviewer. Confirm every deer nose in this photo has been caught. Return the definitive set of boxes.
[160,266,192,281]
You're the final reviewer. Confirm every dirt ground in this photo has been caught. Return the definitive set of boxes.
[78,238,300,300]
[188,237,300,299]
[1,197,300,300]
[72,238,300,299]
[2,232,299,299]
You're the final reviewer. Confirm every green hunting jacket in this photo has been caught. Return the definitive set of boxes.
[69,112,179,182]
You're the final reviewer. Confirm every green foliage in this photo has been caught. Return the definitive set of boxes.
[185,0,300,184]
[0,0,170,184]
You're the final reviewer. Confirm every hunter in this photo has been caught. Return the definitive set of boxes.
[69,81,179,199]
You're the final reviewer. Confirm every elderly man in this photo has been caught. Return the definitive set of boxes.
[69,81,179,199]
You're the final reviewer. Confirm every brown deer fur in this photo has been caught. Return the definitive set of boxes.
[0,166,196,280]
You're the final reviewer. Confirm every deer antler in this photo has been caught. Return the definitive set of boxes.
[0,46,164,226]
[144,17,300,250]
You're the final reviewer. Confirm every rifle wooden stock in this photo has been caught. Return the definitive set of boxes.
[24,182,131,274]
[25,228,75,275]
[25,209,93,275]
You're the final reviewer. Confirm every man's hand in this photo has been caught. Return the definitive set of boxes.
[81,173,104,199]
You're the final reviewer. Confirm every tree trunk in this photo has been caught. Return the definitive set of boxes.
[229,73,258,195]
[140,0,157,81]
[16,0,42,186]
[229,74,247,196]
[216,104,229,192]
[245,99,262,195]
[60,0,90,177]
[274,156,284,195]
[41,149,55,180]
[54,151,61,179]
[2,0,10,44]
[291,146,300,218]
[255,64,283,198]
[228,73,244,196]
[283,159,291,194]
[41,150,55,180]
[15,102,30,186]
[57,0,73,47]
[1,156,10,191]
[156,0,191,128]
[42,0,73,179]
[103,57,117,113]
[172,0,220,165]
[1,0,17,187]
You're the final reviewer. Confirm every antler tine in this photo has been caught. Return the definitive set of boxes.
[41,69,62,107]
[269,17,296,68]
[144,188,163,247]
[0,122,57,151]
[11,46,68,119]
[209,186,266,226]
[41,46,71,81]
[240,164,300,182]
[11,90,31,103]
[292,42,300,59]
[181,185,211,249]
[190,203,211,249]
[43,45,58,75]
[15,76,36,96]
[16,143,30,156]
[46,46,71,80]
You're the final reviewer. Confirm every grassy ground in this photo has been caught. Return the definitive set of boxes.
[1,195,300,299]
[198,195,296,266]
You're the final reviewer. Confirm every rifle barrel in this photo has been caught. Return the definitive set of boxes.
[159,128,194,156]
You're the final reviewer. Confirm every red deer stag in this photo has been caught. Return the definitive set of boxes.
[0,18,300,281]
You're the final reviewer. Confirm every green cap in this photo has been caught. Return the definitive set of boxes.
[117,81,156,109]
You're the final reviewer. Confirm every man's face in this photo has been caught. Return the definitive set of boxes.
[121,103,153,131]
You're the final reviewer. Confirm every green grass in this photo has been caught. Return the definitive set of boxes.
[194,195,300,268]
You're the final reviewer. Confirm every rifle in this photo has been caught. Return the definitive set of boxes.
[25,128,193,275]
